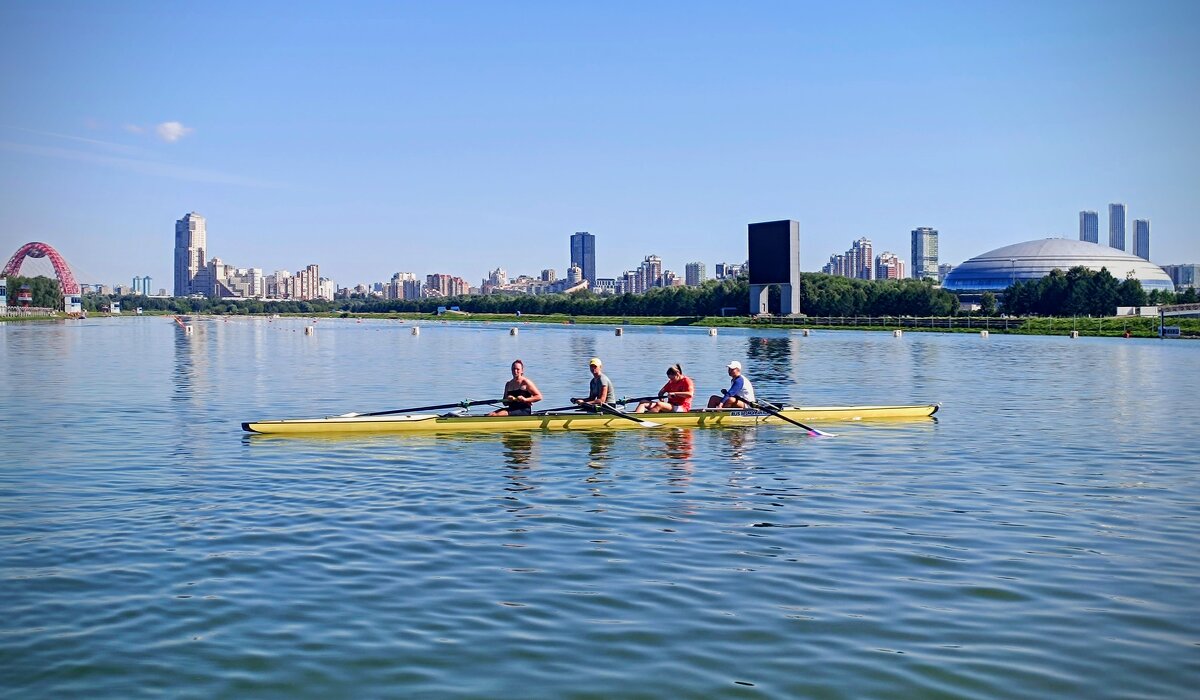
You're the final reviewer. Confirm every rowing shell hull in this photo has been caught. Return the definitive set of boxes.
[242,404,939,435]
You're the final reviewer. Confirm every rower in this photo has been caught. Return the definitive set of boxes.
[635,363,694,413]
[487,359,543,416]
[707,360,755,409]
[571,357,615,412]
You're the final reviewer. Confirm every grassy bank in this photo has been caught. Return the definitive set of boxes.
[17,310,1193,338]
[318,312,1197,338]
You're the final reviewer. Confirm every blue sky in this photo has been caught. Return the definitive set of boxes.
[1,0,1197,289]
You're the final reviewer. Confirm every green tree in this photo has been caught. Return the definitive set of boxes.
[1116,278,1147,308]
[979,292,997,316]
[5,275,63,309]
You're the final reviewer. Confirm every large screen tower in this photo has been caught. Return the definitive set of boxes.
[748,220,801,315]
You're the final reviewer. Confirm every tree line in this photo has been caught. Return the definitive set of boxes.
[10,269,1196,318]
[1001,266,1196,316]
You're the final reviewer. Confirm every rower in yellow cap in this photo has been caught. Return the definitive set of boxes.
[571,357,616,412]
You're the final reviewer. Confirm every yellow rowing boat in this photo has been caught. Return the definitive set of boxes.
[242,404,939,435]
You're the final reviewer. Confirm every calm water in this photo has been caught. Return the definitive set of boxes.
[2,317,1198,698]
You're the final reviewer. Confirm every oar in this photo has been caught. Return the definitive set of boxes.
[535,403,587,414]
[727,393,836,437]
[594,402,662,428]
[535,396,660,415]
[339,399,500,418]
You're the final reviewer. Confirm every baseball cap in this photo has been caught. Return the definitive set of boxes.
[589,357,603,367]
[727,360,742,370]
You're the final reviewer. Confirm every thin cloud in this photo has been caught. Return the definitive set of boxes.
[1,125,144,154]
[155,121,194,143]
[0,140,280,188]
[124,124,146,134]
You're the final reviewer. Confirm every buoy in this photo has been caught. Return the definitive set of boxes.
[305,326,314,335]
[708,328,717,336]
[615,328,623,336]
[893,329,903,337]
[802,329,811,337]
[1069,330,1079,338]
[412,327,420,336]
[510,327,518,336]
[184,324,193,335]
[980,330,989,338]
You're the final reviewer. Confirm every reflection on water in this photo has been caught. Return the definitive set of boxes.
[718,425,757,461]
[658,428,695,492]
[659,427,694,461]
[747,335,797,397]
[500,431,534,466]
[584,430,615,469]
[568,332,599,370]
[172,323,202,403]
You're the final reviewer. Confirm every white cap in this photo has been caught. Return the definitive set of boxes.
[727,361,742,370]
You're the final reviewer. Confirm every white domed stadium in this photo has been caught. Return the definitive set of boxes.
[942,238,1175,294]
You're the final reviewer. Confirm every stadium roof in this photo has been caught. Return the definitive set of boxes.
[942,238,1175,293]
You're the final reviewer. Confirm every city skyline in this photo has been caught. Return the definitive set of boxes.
[2,2,1198,286]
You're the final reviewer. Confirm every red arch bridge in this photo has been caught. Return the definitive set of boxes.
[2,241,82,313]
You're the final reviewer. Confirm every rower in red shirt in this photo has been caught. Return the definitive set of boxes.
[635,364,695,413]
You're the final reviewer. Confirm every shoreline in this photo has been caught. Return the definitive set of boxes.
[6,310,1187,339]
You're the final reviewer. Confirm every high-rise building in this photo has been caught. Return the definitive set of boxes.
[938,263,954,282]
[876,252,905,280]
[387,272,420,300]
[1133,219,1150,260]
[910,227,939,280]
[174,212,209,296]
[1079,211,1099,243]
[854,238,874,279]
[570,232,596,284]
[1162,264,1199,290]
[298,264,320,300]
[820,238,874,279]
[1109,203,1126,250]
[637,255,662,292]
[540,268,556,283]
[425,273,452,296]
[685,262,706,286]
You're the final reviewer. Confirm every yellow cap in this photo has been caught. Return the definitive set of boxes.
[589,357,602,366]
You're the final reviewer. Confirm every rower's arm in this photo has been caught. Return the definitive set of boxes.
[523,379,543,405]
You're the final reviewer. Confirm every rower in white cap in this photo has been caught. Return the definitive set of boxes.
[707,360,755,409]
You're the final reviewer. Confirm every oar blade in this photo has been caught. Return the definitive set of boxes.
[596,402,661,428]
[731,394,835,438]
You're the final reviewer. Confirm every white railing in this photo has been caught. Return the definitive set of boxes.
[1,307,59,317]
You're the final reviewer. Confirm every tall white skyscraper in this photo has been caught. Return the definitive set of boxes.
[1109,203,1126,250]
[1133,219,1150,260]
[910,227,939,281]
[1079,211,1098,243]
[174,212,209,296]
